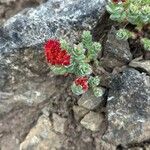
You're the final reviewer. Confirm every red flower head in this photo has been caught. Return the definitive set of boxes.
[44,40,71,66]
[75,77,88,92]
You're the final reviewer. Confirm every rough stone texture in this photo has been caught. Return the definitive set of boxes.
[101,27,132,70]
[52,113,68,134]
[103,68,150,146]
[80,111,104,132]
[128,147,144,150]
[145,144,150,150]
[78,89,105,110]
[0,0,16,4]
[0,0,106,53]
[73,105,89,121]
[129,57,150,75]
[95,138,116,150]
[20,115,67,150]
[0,1,106,149]
[0,48,58,117]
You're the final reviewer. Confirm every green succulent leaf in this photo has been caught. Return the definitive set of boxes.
[141,38,150,51]
[116,29,132,41]
[51,66,68,75]
[77,63,92,76]
[82,31,93,51]
[88,76,100,87]
[71,83,84,95]
[93,87,104,98]
[60,39,72,53]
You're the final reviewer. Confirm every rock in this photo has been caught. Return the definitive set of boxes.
[0,5,5,17]
[20,115,66,150]
[144,144,150,150]
[73,105,89,121]
[129,57,150,75]
[52,113,68,134]
[80,111,104,132]
[0,0,106,53]
[103,68,150,146]
[0,0,16,5]
[128,147,143,150]
[102,27,132,70]
[78,89,105,110]
[95,138,116,150]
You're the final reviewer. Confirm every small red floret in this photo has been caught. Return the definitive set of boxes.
[75,77,88,92]
[44,40,71,66]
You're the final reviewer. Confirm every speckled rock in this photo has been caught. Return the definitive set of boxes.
[129,57,150,75]
[128,147,144,150]
[78,89,105,110]
[52,113,68,134]
[102,27,132,70]
[0,0,106,53]
[73,105,89,121]
[144,144,150,150]
[0,1,106,148]
[103,68,150,146]
[95,138,116,150]
[0,48,58,117]
[20,115,67,150]
[80,111,104,132]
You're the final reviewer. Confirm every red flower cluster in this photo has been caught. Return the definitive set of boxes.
[44,40,71,66]
[112,0,126,3]
[75,77,88,92]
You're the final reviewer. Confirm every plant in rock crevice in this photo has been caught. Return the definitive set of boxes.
[106,0,150,53]
[44,31,103,97]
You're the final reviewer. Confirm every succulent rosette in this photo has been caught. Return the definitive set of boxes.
[116,29,132,41]
[106,0,150,52]
[44,31,102,97]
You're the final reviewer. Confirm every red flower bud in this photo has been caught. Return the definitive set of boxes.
[75,77,88,92]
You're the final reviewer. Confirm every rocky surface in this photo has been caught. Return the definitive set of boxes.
[129,57,150,75]
[0,0,107,149]
[103,68,150,146]
[95,138,116,150]
[52,113,68,134]
[0,0,106,53]
[101,27,132,70]
[80,111,104,132]
[20,115,67,150]
[0,0,150,149]
[78,89,105,110]
[73,105,89,121]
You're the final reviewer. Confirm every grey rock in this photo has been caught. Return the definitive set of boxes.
[128,147,143,150]
[0,0,16,5]
[0,5,5,16]
[80,111,104,132]
[102,27,132,70]
[145,144,150,150]
[73,105,89,121]
[129,57,150,75]
[0,48,58,117]
[0,0,106,53]
[78,89,105,110]
[103,68,150,145]
[95,138,116,150]
[52,113,68,134]
[20,115,66,150]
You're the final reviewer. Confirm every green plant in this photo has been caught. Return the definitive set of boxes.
[44,31,103,97]
[106,0,150,52]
